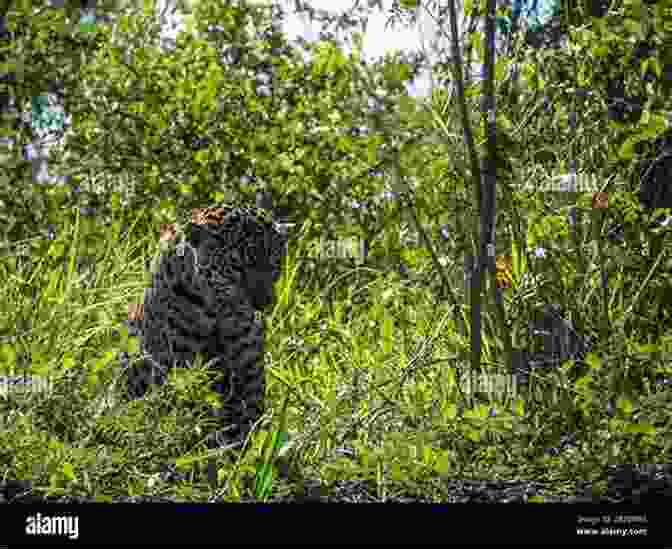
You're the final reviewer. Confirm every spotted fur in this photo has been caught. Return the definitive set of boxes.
[125,204,286,448]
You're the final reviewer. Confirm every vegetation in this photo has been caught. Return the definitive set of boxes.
[0,0,670,502]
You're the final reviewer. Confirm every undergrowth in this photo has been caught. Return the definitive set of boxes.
[1,205,671,503]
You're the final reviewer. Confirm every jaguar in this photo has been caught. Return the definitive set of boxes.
[124,204,287,450]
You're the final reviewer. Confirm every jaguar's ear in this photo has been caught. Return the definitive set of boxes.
[128,302,144,321]
[160,224,177,243]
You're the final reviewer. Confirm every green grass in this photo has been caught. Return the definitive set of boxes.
[1,206,670,502]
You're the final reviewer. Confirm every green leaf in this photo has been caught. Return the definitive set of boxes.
[617,139,635,160]
[510,236,527,284]
[367,142,379,165]
[61,462,77,482]
[254,395,292,500]
[622,422,656,435]
[278,153,294,172]
[194,150,209,165]
[522,62,540,91]
[638,112,668,141]
[49,473,61,489]
[495,57,509,82]
[382,314,394,356]
[584,353,602,371]
[592,44,610,58]
[471,32,483,62]
[616,396,635,416]
[646,57,662,80]
[434,450,453,475]
[464,0,474,16]
[390,462,406,482]
[177,182,192,195]
[623,18,641,35]
[470,404,490,419]
[111,192,122,212]
[634,343,660,354]
[465,428,483,442]
[94,350,118,372]
[62,353,75,371]
[443,402,458,419]
[253,462,276,499]
[0,344,17,368]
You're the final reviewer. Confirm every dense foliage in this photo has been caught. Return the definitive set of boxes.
[0,0,669,506]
